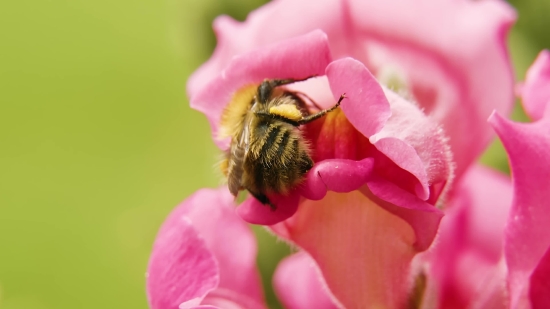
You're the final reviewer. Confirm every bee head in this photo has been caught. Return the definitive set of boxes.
[258,80,274,104]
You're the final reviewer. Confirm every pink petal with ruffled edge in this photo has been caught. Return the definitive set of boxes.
[190,30,332,150]
[520,50,550,121]
[147,188,266,309]
[273,252,339,309]
[425,164,512,308]
[489,112,550,309]
[327,58,454,200]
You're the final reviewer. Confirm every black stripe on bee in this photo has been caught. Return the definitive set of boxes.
[261,125,282,155]
[277,131,291,159]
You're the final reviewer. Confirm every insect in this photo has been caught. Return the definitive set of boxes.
[219,77,346,210]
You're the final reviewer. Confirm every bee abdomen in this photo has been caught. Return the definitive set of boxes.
[249,123,312,193]
[257,124,295,167]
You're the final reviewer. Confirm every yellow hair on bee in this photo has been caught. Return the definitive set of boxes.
[219,84,258,139]
[269,104,303,121]
[219,158,229,176]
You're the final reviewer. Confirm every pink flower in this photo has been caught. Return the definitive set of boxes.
[419,50,550,308]
[189,0,516,180]
[189,30,455,307]
[146,0,520,308]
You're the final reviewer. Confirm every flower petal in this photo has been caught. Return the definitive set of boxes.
[371,89,454,201]
[489,112,550,309]
[146,213,218,309]
[273,252,339,309]
[271,190,441,308]
[326,58,454,201]
[148,188,265,309]
[364,176,444,251]
[237,157,375,225]
[325,57,391,137]
[186,0,344,97]
[300,158,375,201]
[236,191,300,225]
[424,164,512,307]
[520,50,550,121]
[190,30,332,150]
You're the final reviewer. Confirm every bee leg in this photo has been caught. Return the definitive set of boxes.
[248,189,276,211]
[297,93,346,125]
[266,75,318,87]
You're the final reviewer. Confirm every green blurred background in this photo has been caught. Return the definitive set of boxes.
[0,1,548,308]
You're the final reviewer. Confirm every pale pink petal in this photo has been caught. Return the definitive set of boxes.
[271,190,442,308]
[455,165,512,261]
[148,188,265,309]
[425,164,512,307]
[190,30,332,150]
[273,252,339,309]
[489,112,550,309]
[520,50,550,121]
[348,0,516,179]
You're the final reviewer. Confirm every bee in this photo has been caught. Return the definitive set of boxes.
[219,77,345,210]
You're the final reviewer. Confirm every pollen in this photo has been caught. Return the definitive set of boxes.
[269,104,303,121]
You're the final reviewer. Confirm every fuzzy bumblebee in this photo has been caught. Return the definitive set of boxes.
[219,77,345,209]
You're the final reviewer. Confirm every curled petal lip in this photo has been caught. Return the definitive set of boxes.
[237,191,301,226]
[300,158,375,201]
